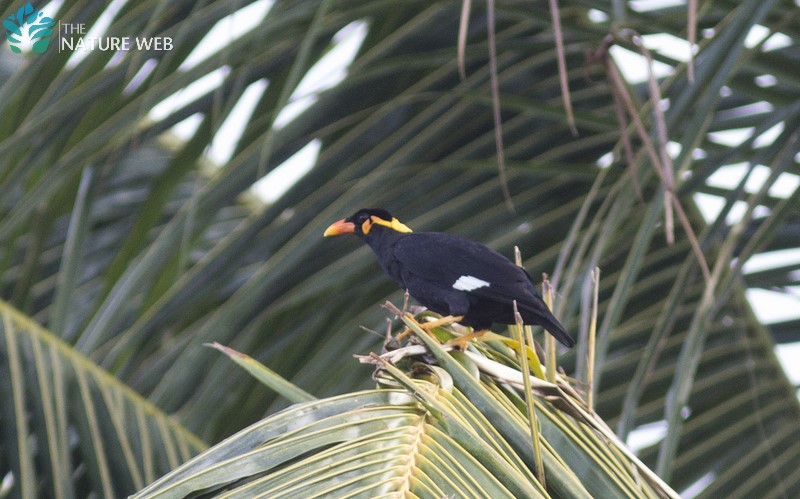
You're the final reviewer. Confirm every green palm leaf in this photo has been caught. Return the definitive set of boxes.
[0,300,205,497]
[134,314,678,498]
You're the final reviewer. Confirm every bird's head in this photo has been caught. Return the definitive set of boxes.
[324,208,413,238]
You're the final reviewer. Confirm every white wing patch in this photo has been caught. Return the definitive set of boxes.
[453,275,490,291]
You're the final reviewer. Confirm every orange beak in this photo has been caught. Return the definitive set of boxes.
[323,219,356,237]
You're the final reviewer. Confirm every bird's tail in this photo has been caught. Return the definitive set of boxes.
[519,303,575,348]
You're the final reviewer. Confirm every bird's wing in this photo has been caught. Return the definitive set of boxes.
[392,233,534,299]
[393,233,574,347]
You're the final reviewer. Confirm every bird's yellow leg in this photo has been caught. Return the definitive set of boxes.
[418,315,463,330]
[397,315,464,340]
[446,329,488,350]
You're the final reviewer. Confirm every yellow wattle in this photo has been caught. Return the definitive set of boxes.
[368,216,412,233]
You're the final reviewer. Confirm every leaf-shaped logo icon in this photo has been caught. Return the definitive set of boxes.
[4,3,55,54]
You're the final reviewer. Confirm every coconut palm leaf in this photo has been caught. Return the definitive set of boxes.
[133,315,678,499]
[0,300,205,497]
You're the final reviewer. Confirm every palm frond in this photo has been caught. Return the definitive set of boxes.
[134,314,678,498]
[0,300,205,497]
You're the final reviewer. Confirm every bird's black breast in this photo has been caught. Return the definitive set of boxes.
[364,231,411,288]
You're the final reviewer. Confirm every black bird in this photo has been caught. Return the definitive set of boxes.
[324,208,575,348]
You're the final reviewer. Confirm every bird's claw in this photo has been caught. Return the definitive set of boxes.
[396,314,463,342]
[445,329,487,350]
[396,327,415,341]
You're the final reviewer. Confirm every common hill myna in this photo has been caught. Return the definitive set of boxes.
[324,208,575,348]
